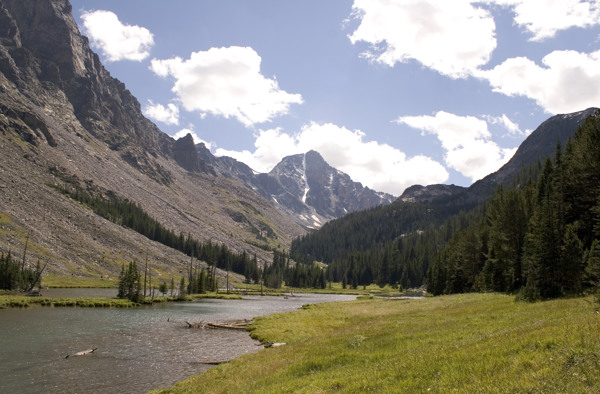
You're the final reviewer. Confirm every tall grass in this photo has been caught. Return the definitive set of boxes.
[154,293,600,393]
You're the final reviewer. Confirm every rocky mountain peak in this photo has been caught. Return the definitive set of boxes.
[267,150,394,227]
[196,145,394,229]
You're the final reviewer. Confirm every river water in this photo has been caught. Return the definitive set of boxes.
[0,291,355,393]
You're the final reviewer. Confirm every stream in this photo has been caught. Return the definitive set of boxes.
[0,290,355,393]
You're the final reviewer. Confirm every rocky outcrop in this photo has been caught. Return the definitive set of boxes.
[174,134,214,174]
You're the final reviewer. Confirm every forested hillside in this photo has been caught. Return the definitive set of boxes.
[429,110,600,300]
[290,110,600,296]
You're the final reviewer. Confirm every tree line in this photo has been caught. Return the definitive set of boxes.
[0,251,43,291]
[261,249,326,289]
[289,110,600,301]
[290,197,472,267]
[51,182,260,282]
[428,111,600,300]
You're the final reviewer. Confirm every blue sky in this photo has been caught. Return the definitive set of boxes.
[69,0,600,196]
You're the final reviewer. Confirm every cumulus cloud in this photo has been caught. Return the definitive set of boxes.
[488,0,600,41]
[216,123,448,196]
[347,1,600,115]
[347,0,497,78]
[478,49,600,114]
[396,111,516,182]
[143,100,179,125]
[80,10,153,62]
[150,46,303,127]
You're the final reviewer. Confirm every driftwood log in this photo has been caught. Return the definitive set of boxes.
[65,348,98,359]
[184,319,251,330]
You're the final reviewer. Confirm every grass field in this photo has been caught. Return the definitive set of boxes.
[154,293,600,393]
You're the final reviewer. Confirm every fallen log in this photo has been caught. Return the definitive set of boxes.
[206,322,247,330]
[184,319,251,330]
[65,348,97,359]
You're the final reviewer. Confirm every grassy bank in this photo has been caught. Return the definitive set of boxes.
[0,295,137,308]
[154,293,599,393]
[0,291,242,309]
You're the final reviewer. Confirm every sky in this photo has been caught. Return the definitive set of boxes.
[68,0,600,196]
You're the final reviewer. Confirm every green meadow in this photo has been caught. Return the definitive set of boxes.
[155,293,599,393]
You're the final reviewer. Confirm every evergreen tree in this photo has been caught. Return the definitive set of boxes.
[117,261,142,302]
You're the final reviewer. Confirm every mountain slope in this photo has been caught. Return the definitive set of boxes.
[198,146,395,229]
[399,107,599,205]
[0,0,305,281]
[292,108,599,267]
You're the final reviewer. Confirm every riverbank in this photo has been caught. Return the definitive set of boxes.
[154,293,600,393]
[0,293,354,393]
[0,291,242,309]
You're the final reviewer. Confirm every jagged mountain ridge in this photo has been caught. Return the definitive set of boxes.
[0,0,305,279]
[198,145,395,229]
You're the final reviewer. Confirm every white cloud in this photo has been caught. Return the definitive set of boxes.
[396,111,516,181]
[150,46,303,127]
[346,1,600,115]
[143,100,179,125]
[80,10,153,62]
[478,49,600,114]
[348,0,497,78]
[216,123,448,196]
[488,0,600,41]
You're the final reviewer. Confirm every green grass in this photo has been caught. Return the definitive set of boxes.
[0,292,243,309]
[153,293,600,393]
[0,295,137,308]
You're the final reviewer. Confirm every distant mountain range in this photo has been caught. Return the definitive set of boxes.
[0,0,596,280]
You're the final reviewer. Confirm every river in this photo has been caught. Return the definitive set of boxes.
[0,291,355,393]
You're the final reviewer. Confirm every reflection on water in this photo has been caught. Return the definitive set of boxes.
[0,292,355,394]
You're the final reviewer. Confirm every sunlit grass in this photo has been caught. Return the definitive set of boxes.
[153,293,600,393]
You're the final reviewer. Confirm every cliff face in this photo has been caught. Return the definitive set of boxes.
[0,0,304,279]
[1,0,175,181]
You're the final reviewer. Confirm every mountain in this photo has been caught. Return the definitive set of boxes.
[291,108,600,268]
[198,146,395,229]
[398,107,599,205]
[0,0,396,282]
[0,0,305,280]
